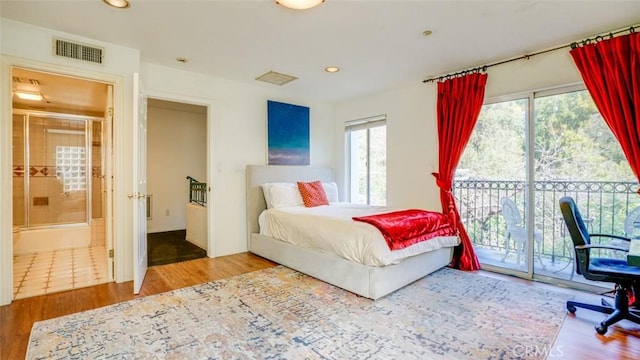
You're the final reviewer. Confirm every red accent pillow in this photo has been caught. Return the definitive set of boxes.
[297,181,329,207]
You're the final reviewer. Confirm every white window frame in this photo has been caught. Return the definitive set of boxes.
[345,114,387,205]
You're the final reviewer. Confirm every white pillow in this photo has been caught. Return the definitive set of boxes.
[322,182,339,203]
[261,183,303,208]
[261,182,288,209]
[261,183,275,209]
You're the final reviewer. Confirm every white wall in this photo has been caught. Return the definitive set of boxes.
[141,62,336,257]
[334,83,441,211]
[147,105,206,233]
[0,18,336,305]
[2,14,581,307]
[334,49,584,213]
[0,18,139,305]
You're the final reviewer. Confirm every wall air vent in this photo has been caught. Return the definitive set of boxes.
[54,38,104,64]
[255,71,298,86]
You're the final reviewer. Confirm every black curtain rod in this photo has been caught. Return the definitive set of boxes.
[422,24,638,83]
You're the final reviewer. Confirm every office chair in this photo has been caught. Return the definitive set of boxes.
[559,196,640,334]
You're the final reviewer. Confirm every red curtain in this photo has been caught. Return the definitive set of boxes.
[570,32,640,183]
[432,72,487,271]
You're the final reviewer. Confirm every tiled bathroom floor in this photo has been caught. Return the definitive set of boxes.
[13,247,109,300]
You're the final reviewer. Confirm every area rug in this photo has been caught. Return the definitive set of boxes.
[27,266,571,359]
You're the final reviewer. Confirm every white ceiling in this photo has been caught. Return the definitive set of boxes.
[2,0,640,103]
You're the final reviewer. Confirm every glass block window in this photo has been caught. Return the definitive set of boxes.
[56,146,86,191]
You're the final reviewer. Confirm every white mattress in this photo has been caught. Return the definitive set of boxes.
[258,202,459,266]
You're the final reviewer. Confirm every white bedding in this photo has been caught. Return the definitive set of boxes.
[258,202,459,266]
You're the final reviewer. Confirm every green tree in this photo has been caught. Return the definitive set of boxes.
[459,90,635,182]
[459,99,526,180]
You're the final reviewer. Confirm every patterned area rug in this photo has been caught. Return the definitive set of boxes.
[27,266,570,359]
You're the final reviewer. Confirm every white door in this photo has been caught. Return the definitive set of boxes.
[132,73,148,294]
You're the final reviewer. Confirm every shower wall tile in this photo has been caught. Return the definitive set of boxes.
[91,218,106,247]
[29,133,45,165]
[92,176,103,218]
[12,177,25,191]
[12,140,24,164]
[13,167,102,226]
[13,115,25,153]
[12,178,25,226]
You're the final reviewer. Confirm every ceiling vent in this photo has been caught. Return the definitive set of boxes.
[12,77,41,85]
[255,71,298,86]
[53,38,104,64]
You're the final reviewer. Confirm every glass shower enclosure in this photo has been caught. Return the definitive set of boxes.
[13,110,103,229]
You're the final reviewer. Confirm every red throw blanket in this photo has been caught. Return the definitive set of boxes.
[353,209,455,251]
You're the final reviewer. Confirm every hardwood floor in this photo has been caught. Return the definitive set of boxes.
[1,252,639,359]
[0,253,277,360]
[480,272,640,359]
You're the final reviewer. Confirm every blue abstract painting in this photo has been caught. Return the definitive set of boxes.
[267,100,310,165]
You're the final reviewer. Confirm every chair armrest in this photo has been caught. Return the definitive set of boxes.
[589,234,631,242]
[575,244,629,253]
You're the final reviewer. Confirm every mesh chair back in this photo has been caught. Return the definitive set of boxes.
[559,196,591,275]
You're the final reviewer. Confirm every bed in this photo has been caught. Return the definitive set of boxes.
[246,165,459,300]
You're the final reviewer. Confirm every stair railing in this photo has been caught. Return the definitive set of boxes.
[186,176,207,206]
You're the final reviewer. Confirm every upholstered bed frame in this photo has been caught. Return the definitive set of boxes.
[246,165,455,300]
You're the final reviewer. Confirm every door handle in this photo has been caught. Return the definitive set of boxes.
[127,192,146,199]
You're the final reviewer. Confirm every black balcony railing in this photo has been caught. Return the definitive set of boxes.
[453,179,640,264]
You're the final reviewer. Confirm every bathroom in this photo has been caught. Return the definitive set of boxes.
[11,67,113,299]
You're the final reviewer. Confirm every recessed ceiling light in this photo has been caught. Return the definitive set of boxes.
[325,66,340,73]
[14,91,43,101]
[176,57,189,63]
[103,0,130,9]
[275,0,325,10]
[422,30,433,37]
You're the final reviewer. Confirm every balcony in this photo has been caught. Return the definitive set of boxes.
[453,179,640,282]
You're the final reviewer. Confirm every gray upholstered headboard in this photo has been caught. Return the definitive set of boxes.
[245,165,335,238]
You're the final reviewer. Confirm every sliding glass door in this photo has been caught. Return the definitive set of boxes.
[532,87,638,284]
[456,96,532,275]
[455,84,638,283]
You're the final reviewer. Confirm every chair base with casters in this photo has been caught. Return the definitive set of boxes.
[567,283,640,335]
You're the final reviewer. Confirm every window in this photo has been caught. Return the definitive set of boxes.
[56,145,87,192]
[345,115,386,205]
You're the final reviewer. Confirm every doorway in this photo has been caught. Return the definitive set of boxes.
[146,99,208,267]
[455,84,639,288]
[11,67,114,299]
